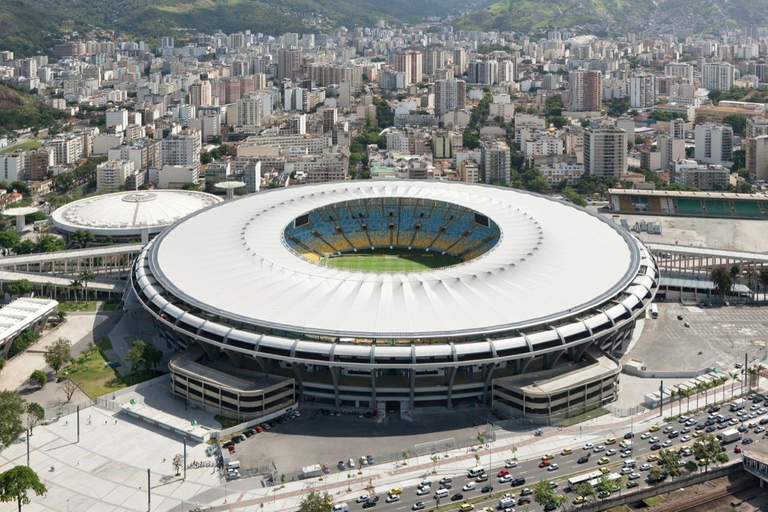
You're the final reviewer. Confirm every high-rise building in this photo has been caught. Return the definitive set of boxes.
[663,62,694,83]
[747,117,768,138]
[434,79,466,117]
[745,135,768,181]
[394,51,423,86]
[0,153,24,182]
[28,148,53,181]
[161,133,201,172]
[277,47,301,82]
[189,81,212,108]
[236,94,263,128]
[569,70,603,112]
[467,60,499,85]
[657,134,686,170]
[97,159,135,193]
[694,123,733,165]
[243,160,262,193]
[453,48,467,77]
[629,74,656,109]
[583,128,627,178]
[481,140,511,185]
[701,62,735,91]
[670,118,687,139]
[322,108,338,134]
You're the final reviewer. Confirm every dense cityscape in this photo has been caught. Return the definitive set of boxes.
[1,4,768,512]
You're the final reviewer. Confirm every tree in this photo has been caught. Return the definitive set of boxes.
[298,490,333,512]
[35,235,65,253]
[723,114,747,135]
[125,340,163,373]
[0,466,47,512]
[659,449,682,478]
[79,270,95,305]
[595,473,616,494]
[29,370,46,387]
[710,266,733,299]
[44,337,71,373]
[25,403,44,434]
[8,331,41,357]
[715,452,729,464]
[60,379,78,402]
[6,280,33,297]
[172,454,183,476]
[70,229,95,248]
[0,230,20,251]
[684,460,698,473]
[648,467,664,484]
[0,391,26,449]
[532,480,565,509]
[571,482,596,501]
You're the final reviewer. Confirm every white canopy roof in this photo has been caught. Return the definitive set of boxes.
[149,182,640,338]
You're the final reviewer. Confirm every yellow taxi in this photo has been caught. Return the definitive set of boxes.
[542,453,555,461]
[560,448,573,456]
[605,437,616,445]
[389,487,402,496]
[649,424,661,432]
[693,431,703,438]
[597,457,610,465]
[460,504,475,512]
[599,466,611,474]
[646,454,659,462]
[482,507,495,512]
[573,496,586,505]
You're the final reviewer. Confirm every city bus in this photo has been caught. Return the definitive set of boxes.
[567,471,602,490]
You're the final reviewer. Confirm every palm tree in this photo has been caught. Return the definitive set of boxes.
[79,270,95,305]
[69,278,82,301]
[730,371,740,400]
[695,382,704,409]
[710,266,733,300]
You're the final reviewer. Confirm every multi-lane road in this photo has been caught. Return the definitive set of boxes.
[342,400,767,512]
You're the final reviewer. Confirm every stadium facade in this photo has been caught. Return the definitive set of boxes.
[131,182,659,420]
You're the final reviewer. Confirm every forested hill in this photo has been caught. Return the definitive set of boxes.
[1,0,466,56]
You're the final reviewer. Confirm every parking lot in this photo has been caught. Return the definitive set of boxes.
[630,302,768,372]
[226,407,494,481]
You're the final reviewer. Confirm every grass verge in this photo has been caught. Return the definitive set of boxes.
[62,337,157,398]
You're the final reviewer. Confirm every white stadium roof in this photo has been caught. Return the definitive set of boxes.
[148,181,641,338]
[51,190,221,237]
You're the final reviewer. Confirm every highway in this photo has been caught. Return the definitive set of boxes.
[342,400,767,512]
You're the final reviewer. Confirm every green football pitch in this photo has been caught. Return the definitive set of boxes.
[321,248,461,272]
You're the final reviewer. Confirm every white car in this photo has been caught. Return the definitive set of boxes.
[386,495,400,503]
[419,480,432,489]
[547,463,559,471]
[639,463,652,471]
[606,449,617,456]
[505,460,518,469]
[620,467,633,475]
[416,486,430,496]
[628,472,641,480]
[360,456,368,466]
[463,482,476,492]
[356,495,370,503]
[499,475,513,483]
[640,432,651,439]
[347,458,355,468]
[649,436,660,443]
[583,443,594,450]
[593,445,605,453]
[681,435,691,442]
[661,440,673,448]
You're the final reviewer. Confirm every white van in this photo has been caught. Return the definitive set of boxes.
[623,459,636,468]
[227,461,241,470]
[499,497,515,509]
[435,489,449,499]
[467,466,485,478]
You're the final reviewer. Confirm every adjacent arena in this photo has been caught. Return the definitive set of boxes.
[131,182,659,420]
[51,190,221,242]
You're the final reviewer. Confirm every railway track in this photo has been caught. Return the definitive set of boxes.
[656,478,759,512]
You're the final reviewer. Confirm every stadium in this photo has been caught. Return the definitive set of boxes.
[131,181,659,420]
[51,190,222,243]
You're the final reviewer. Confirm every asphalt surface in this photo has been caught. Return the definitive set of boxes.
[342,401,768,512]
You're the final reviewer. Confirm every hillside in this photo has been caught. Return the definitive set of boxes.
[0,84,68,136]
[0,0,466,56]
[454,0,766,33]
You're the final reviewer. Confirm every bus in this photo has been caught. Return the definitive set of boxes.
[651,304,658,319]
[587,473,622,490]
[567,471,602,489]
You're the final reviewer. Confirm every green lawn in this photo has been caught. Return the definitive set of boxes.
[58,300,119,312]
[322,248,461,272]
[2,139,40,153]
[63,337,156,398]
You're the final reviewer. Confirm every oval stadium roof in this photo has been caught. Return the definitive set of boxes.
[148,181,641,338]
